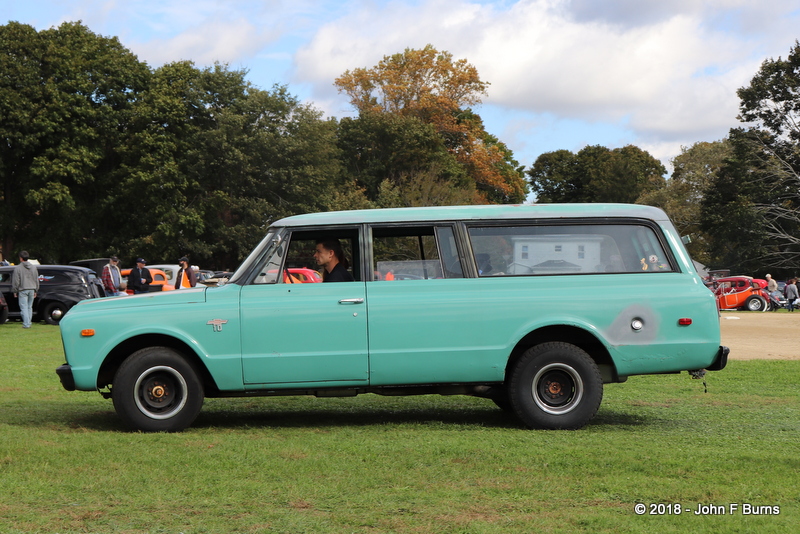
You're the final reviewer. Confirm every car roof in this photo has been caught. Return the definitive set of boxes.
[0,264,94,274]
[270,203,671,228]
[121,267,167,273]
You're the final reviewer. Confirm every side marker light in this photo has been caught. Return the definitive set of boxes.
[81,329,95,337]
[678,318,692,326]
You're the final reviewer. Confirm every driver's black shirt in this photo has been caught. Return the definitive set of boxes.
[324,263,354,282]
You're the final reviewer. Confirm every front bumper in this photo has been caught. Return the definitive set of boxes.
[56,364,76,391]
[706,346,729,371]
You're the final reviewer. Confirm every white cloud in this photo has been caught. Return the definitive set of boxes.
[292,0,800,166]
[131,18,278,66]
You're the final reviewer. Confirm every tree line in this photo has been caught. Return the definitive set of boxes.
[1,22,798,277]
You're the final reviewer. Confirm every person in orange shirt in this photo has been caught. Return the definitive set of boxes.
[175,257,197,289]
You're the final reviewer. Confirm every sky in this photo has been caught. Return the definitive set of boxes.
[5,0,800,179]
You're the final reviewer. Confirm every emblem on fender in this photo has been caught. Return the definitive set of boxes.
[207,319,228,332]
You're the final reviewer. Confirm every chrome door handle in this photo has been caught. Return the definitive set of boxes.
[338,298,364,304]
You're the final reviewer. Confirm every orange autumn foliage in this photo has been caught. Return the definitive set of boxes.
[335,45,526,203]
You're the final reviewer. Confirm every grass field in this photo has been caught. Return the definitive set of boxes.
[1,323,798,533]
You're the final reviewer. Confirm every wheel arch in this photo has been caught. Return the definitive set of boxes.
[97,334,219,395]
[506,325,621,384]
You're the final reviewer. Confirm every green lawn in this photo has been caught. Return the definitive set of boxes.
[1,323,797,533]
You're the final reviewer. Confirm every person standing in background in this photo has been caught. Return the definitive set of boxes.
[766,274,780,300]
[785,278,799,312]
[175,256,197,289]
[101,256,126,296]
[11,251,39,328]
[128,258,152,294]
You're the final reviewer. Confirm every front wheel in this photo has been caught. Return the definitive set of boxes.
[508,342,603,430]
[43,301,68,325]
[112,347,204,432]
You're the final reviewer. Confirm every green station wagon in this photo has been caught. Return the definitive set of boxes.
[56,204,728,432]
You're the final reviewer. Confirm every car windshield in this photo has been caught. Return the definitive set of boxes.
[228,230,279,285]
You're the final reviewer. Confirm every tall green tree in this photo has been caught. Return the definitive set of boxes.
[0,21,149,262]
[112,64,346,270]
[638,140,732,266]
[337,112,468,201]
[527,145,666,204]
[734,40,800,271]
[699,130,773,273]
[1,22,353,269]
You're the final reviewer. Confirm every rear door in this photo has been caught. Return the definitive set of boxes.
[365,224,504,385]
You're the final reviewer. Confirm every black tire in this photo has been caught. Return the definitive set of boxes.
[0,307,7,324]
[488,387,513,412]
[112,347,204,432]
[508,342,603,430]
[43,301,68,325]
[744,296,767,312]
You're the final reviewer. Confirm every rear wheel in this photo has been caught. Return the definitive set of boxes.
[43,301,68,325]
[508,342,603,430]
[744,295,767,312]
[112,347,204,432]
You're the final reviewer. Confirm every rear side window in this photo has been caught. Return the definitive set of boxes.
[467,223,674,276]
[38,271,77,285]
[371,226,464,280]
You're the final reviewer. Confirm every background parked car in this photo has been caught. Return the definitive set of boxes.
[283,268,322,283]
[120,268,175,294]
[195,269,215,283]
[199,271,234,287]
[0,265,104,324]
[70,258,117,274]
[711,275,773,311]
[0,292,7,324]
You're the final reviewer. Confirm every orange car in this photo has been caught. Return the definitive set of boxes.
[120,268,175,295]
[283,268,322,283]
[711,276,770,312]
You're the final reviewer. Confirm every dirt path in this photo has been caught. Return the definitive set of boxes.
[720,311,800,360]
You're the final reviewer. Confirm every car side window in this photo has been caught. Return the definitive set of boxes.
[371,225,463,280]
[252,228,360,284]
[467,223,674,276]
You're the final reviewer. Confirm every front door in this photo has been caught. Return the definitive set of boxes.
[240,229,368,386]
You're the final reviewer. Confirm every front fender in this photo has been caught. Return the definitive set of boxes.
[59,285,242,391]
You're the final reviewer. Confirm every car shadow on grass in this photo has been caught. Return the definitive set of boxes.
[192,402,523,430]
[190,401,663,431]
[8,399,669,432]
